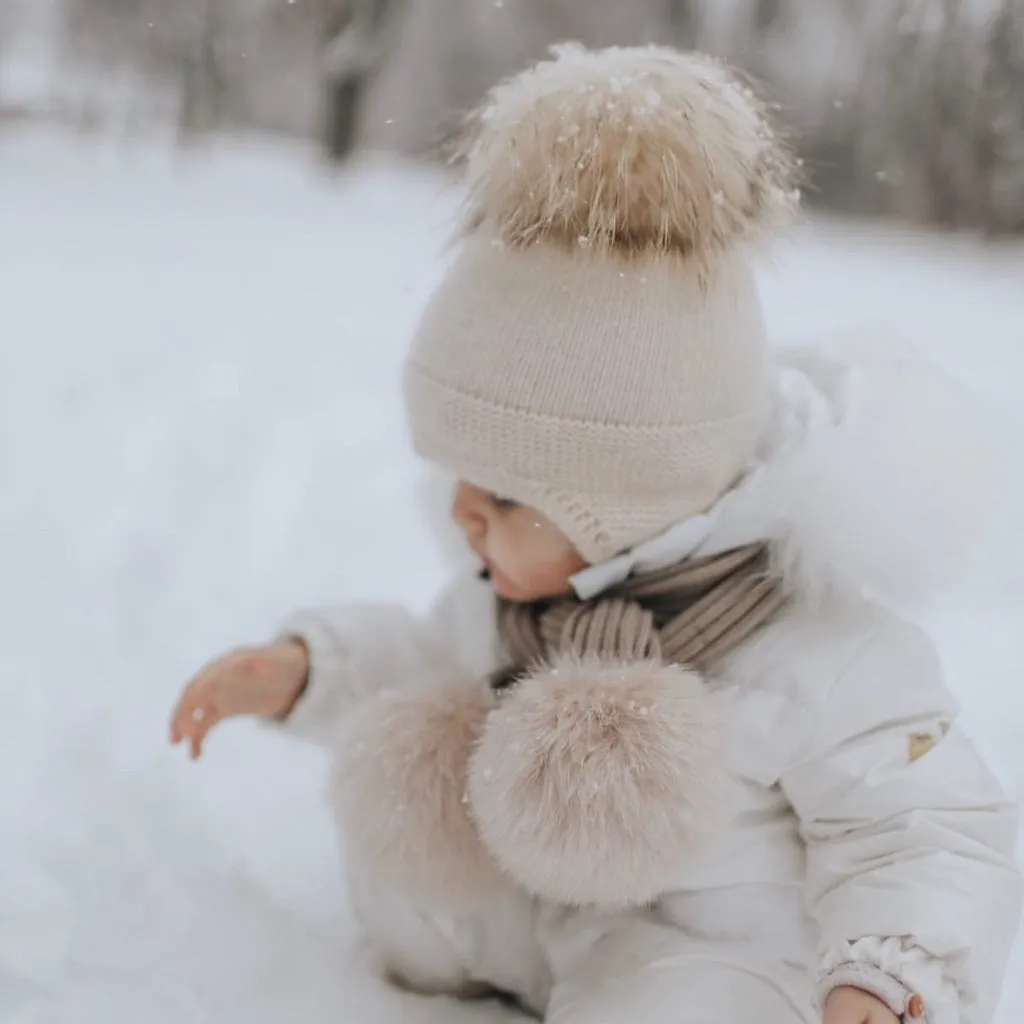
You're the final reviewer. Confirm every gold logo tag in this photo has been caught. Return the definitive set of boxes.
[909,732,936,762]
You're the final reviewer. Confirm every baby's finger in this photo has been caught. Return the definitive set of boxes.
[171,684,205,730]
[189,705,227,760]
[171,699,195,743]
[172,695,209,741]
[170,706,193,745]
[171,703,197,743]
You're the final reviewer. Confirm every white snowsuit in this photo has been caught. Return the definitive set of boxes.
[275,340,1022,1024]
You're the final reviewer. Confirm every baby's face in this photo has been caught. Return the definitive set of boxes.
[451,482,586,603]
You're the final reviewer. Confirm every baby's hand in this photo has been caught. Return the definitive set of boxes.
[170,641,309,760]
[823,987,902,1024]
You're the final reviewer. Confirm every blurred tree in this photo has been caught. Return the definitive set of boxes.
[359,0,679,159]
[754,0,782,33]
[56,0,202,131]
[38,0,1024,235]
[320,0,406,160]
[179,0,226,136]
[54,0,325,138]
[666,0,699,42]
[851,0,1024,234]
[976,0,1024,234]
[0,6,13,102]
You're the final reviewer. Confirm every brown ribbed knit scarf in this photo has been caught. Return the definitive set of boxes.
[492,543,786,689]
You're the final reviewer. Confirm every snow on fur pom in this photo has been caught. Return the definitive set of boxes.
[468,656,732,908]
[458,43,799,267]
[331,681,512,912]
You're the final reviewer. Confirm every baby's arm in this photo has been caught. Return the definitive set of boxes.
[171,575,480,755]
[265,596,455,746]
[781,616,1021,1024]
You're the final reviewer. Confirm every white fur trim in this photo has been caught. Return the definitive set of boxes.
[468,657,732,908]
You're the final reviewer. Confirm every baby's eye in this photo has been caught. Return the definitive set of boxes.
[490,495,520,512]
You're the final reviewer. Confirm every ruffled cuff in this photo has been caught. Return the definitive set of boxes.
[818,938,961,1024]
[819,960,917,1019]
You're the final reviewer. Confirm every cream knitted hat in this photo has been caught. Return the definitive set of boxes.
[403,44,799,563]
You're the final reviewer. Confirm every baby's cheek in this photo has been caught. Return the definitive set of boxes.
[504,516,554,556]
[509,519,585,589]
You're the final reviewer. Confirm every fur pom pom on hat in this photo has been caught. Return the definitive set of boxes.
[404,44,799,562]
[458,43,798,267]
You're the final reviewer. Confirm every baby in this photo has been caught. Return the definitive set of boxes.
[171,45,1021,1024]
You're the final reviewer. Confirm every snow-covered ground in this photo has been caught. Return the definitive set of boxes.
[1,128,1021,1023]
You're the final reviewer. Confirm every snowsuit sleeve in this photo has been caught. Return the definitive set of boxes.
[272,572,495,747]
[779,616,1021,1024]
